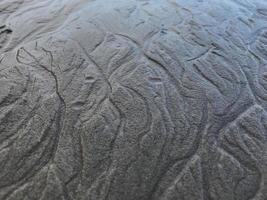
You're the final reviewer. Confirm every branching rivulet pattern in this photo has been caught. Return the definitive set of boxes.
[0,0,266,200]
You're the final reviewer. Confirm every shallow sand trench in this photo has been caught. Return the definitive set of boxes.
[0,0,266,199]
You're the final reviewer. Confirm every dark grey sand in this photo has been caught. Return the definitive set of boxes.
[0,0,266,199]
